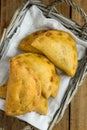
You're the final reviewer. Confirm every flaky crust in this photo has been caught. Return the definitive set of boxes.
[31,30,78,77]
[13,53,60,98]
[5,59,41,115]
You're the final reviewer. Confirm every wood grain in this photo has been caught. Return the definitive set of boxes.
[70,76,87,130]
[53,108,69,130]
[0,0,87,130]
[71,0,87,25]
[70,1,87,130]
[0,111,27,130]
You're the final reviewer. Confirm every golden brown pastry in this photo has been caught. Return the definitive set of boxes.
[1,53,59,115]
[30,30,78,77]
[5,59,41,115]
[0,83,48,115]
[0,83,7,99]
[34,95,48,115]
[13,53,60,98]
[19,30,46,53]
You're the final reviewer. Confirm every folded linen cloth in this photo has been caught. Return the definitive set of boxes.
[0,5,86,130]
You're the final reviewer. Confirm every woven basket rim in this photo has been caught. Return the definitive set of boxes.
[0,1,87,130]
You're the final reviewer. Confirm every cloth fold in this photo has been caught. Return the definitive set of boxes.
[0,5,86,130]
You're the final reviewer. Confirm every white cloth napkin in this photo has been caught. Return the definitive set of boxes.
[0,5,86,130]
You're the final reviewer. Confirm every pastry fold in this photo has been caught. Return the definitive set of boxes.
[5,59,41,115]
[19,30,78,77]
[1,53,60,115]
[31,30,78,76]
[13,53,60,98]
[19,30,46,53]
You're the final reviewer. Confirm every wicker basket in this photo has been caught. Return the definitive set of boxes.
[0,0,87,130]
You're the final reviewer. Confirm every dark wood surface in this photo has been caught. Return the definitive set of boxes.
[0,0,87,130]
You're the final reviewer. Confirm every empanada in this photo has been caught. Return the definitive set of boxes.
[13,53,60,98]
[5,59,41,115]
[31,30,78,77]
[0,83,48,115]
[19,30,46,53]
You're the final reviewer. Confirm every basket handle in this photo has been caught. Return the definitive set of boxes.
[48,0,87,33]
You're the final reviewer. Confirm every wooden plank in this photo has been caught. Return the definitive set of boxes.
[1,0,25,32]
[53,108,69,130]
[0,111,27,130]
[4,0,25,28]
[70,0,87,130]
[70,76,87,130]
[41,0,70,17]
[71,0,87,25]
[1,0,7,35]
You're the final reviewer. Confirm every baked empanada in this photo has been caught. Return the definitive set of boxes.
[19,30,46,53]
[0,82,48,115]
[13,53,60,98]
[5,59,41,115]
[0,83,48,115]
[31,30,78,77]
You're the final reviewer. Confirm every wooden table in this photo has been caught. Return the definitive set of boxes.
[0,0,87,130]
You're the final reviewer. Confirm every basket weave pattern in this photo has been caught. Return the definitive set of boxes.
[0,0,87,130]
